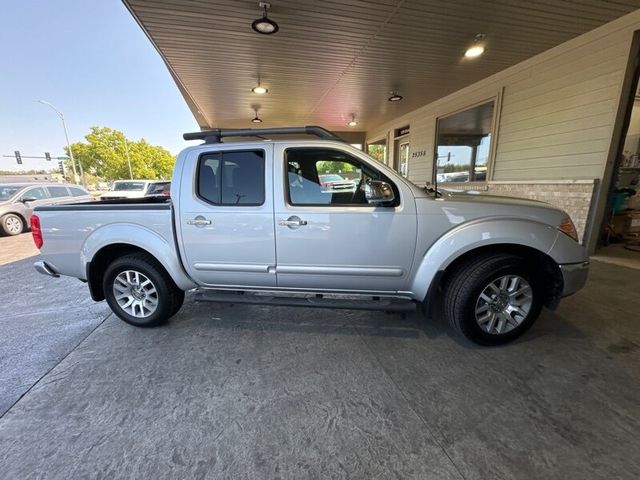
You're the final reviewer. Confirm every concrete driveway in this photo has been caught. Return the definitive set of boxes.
[0,234,639,479]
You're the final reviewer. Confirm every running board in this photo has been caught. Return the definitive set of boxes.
[194,290,417,312]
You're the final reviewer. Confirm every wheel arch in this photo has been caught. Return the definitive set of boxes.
[413,218,564,314]
[422,243,563,318]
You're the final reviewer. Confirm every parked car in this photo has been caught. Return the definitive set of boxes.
[318,174,357,192]
[99,180,170,200]
[0,183,92,236]
[31,126,589,345]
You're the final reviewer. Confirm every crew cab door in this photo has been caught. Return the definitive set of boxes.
[273,144,417,292]
[176,144,276,287]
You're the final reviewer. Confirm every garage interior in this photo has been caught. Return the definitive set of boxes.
[1,1,640,479]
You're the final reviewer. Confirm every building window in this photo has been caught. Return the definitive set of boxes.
[367,138,387,165]
[435,100,495,183]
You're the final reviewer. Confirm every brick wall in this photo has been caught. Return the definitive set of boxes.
[440,180,598,243]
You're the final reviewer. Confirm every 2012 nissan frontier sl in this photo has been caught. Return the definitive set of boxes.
[31,126,589,345]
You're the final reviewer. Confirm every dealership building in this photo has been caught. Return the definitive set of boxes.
[124,1,640,254]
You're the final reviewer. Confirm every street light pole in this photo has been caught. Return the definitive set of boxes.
[38,100,81,184]
[123,138,133,180]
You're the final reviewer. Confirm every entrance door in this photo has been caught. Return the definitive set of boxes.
[177,145,277,287]
[273,145,417,292]
[394,137,410,177]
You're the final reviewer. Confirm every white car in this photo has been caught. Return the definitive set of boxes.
[99,180,169,201]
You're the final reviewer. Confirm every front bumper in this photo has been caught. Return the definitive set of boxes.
[34,260,59,278]
[559,261,589,297]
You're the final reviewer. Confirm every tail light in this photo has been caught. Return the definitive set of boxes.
[30,214,43,249]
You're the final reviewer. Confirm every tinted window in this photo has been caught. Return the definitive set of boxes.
[147,182,170,195]
[113,181,145,191]
[68,187,88,197]
[286,148,388,206]
[48,186,70,198]
[23,187,47,200]
[198,150,265,206]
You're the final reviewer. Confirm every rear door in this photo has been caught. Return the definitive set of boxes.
[273,144,417,293]
[176,144,276,287]
[45,185,72,204]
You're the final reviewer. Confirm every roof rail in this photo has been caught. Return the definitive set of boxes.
[183,125,344,143]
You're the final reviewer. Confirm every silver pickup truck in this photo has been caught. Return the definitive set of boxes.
[31,126,588,345]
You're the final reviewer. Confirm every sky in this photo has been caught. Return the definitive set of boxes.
[0,0,199,172]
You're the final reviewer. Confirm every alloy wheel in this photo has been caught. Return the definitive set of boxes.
[474,275,533,335]
[113,270,159,318]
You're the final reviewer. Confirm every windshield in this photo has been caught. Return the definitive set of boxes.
[0,186,21,201]
[113,181,145,191]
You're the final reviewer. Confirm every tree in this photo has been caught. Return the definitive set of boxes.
[66,127,175,180]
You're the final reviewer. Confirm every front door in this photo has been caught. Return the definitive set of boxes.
[273,145,417,293]
[177,145,277,287]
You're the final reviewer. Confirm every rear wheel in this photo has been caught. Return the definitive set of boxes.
[443,253,543,345]
[1,213,24,236]
[103,252,184,327]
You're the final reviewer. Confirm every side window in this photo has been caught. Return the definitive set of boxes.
[23,187,47,200]
[197,150,265,206]
[285,148,389,206]
[68,187,88,197]
[47,186,70,198]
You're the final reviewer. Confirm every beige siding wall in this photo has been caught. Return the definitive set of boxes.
[366,11,640,186]
[365,10,640,249]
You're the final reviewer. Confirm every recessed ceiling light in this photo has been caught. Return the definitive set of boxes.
[348,114,357,127]
[465,34,486,58]
[252,2,279,35]
[252,82,268,94]
[388,92,403,102]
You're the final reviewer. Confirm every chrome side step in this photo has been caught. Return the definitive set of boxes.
[194,290,417,312]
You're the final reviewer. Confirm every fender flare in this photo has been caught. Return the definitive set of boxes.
[81,223,196,290]
[408,217,560,301]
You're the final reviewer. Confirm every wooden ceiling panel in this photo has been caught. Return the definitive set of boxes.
[124,0,640,131]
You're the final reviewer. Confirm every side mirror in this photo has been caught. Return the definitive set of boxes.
[365,180,395,205]
[21,197,38,203]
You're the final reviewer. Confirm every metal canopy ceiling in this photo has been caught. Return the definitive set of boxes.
[123,0,640,131]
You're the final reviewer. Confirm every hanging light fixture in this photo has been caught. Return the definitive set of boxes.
[464,34,486,58]
[251,81,268,94]
[348,114,358,127]
[388,92,403,102]
[252,2,279,35]
[251,108,263,123]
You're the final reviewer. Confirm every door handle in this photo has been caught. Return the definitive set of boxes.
[187,216,212,226]
[278,216,308,228]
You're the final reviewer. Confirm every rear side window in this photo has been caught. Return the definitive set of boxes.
[198,150,265,206]
[47,186,70,198]
[68,187,88,197]
[23,187,47,200]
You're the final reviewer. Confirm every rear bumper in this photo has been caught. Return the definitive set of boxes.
[34,260,59,278]
[559,261,589,297]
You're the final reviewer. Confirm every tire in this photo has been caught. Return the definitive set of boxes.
[103,252,184,327]
[1,213,24,236]
[443,253,543,346]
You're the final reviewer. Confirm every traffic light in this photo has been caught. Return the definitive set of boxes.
[58,161,65,175]
[14,151,22,164]
[45,152,51,161]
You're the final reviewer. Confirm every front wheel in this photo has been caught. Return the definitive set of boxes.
[1,213,24,236]
[443,253,544,345]
[103,253,184,327]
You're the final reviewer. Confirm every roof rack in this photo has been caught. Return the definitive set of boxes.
[183,125,344,144]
